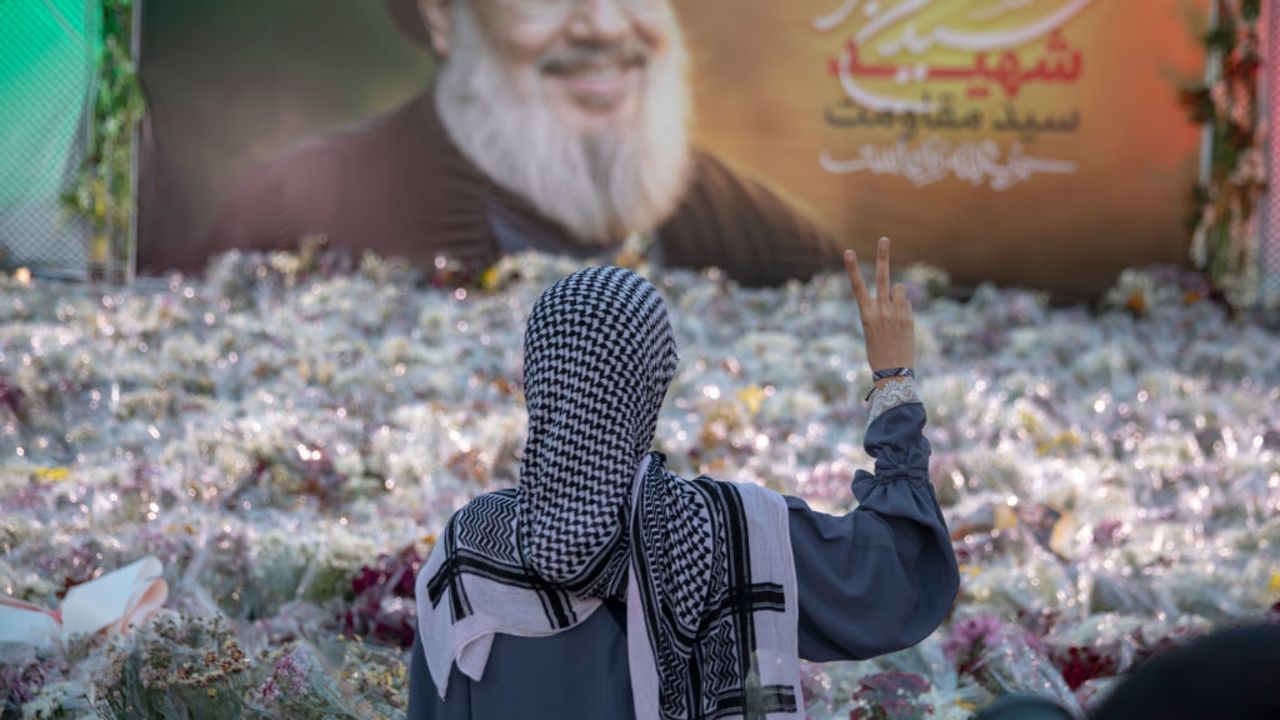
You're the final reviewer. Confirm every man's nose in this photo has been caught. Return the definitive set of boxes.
[565,0,633,44]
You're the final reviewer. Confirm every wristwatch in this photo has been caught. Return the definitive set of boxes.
[872,367,915,382]
[866,367,915,401]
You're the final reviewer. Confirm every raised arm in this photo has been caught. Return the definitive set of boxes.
[788,238,959,661]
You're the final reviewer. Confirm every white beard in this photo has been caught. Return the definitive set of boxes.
[433,2,693,245]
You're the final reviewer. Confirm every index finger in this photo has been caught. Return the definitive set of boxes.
[843,249,871,309]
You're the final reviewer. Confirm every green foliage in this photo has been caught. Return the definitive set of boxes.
[1181,0,1265,310]
[93,613,258,720]
[60,0,145,276]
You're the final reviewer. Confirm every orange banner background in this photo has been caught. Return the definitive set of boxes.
[677,0,1209,296]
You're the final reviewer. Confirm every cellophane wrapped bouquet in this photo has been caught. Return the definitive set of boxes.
[1,250,1276,719]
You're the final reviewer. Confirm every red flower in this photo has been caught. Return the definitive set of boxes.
[341,542,426,648]
[1052,646,1117,690]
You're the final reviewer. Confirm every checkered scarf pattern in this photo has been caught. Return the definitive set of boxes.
[416,267,802,719]
[518,265,678,595]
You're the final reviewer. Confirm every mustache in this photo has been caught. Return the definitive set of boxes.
[539,42,648,73]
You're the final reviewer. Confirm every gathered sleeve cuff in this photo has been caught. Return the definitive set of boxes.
[786,400,960,662]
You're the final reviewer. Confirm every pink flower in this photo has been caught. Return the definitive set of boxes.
[1209,82,1230,116]
[259,646,310,701]
[944,615,1007,676]
[945,615,1004,657]
[849,671,932,720]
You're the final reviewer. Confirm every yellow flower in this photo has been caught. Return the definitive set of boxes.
[993,505,1018,531]
[1125,290,1148,315]
[34,467,71,483]
[736,384,767,416]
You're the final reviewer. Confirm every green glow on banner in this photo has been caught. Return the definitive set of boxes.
[0,0,102,209]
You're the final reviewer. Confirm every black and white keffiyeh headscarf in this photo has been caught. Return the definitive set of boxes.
[415,266,802,720]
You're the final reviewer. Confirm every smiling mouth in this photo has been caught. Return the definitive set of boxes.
[542,57,645,111]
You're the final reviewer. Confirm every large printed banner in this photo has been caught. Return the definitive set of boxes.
[138,0,1206,294]
[679,0,1207,293]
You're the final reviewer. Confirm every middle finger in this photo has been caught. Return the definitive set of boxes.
[876,236,890,302]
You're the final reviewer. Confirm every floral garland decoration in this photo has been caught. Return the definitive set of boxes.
[1179,0,1265,310]
[59,0,145,281]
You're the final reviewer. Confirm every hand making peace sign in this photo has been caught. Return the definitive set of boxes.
[843,237,916,385]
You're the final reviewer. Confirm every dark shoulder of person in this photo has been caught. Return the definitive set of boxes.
[201,97,427,262]
[657,149,844,287]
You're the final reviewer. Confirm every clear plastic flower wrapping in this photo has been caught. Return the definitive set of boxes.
[0,251,1276,718]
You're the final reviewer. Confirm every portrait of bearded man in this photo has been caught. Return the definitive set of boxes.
[203,0,844,286]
